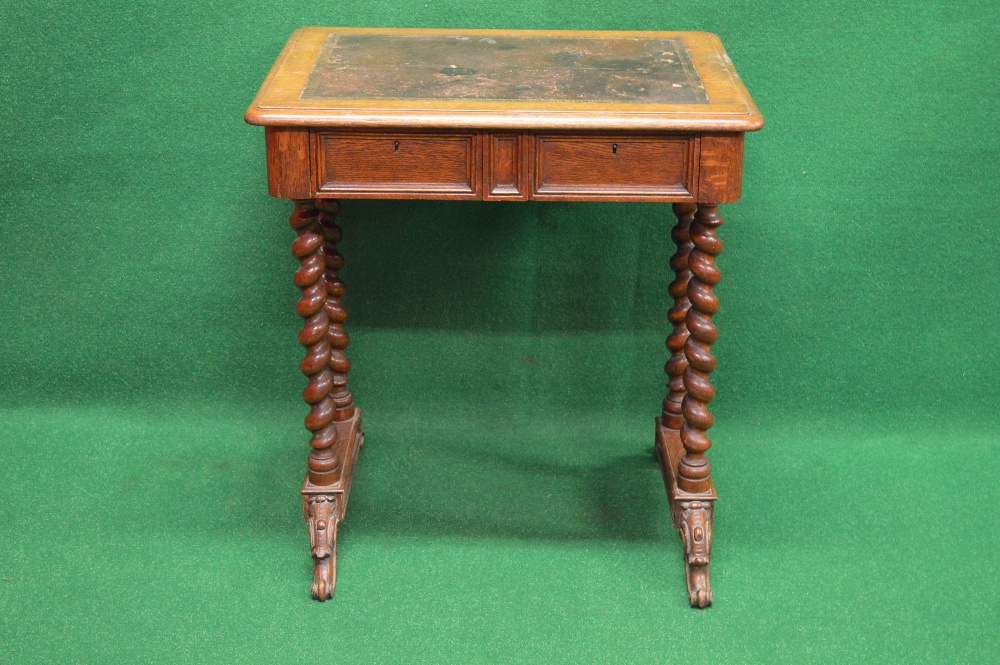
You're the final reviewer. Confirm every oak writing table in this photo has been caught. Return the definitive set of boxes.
[245,27,762,608]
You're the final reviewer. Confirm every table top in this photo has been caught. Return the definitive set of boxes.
[245,28,762,131]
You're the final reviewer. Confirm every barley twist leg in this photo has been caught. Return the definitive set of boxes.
[663,203,696,430]
[679,204,723,494]
[291,200,342,487]
[316,199,355,426]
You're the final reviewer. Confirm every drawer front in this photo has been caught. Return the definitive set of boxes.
[314,131,480,198]
[533,134,696,200]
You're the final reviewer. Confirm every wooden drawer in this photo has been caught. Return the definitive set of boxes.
[532,134,696,201]
[264,128,740,202]
[313,131,481,198]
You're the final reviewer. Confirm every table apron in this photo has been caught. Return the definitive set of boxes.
[265,128,743,204]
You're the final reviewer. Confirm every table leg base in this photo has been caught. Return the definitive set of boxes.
[655,418,716,608]
[301,408,364,601]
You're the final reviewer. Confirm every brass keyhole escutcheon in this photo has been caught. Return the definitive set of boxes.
[394,140,400,153]
[612,143,617,155]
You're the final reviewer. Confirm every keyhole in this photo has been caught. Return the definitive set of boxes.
[394,140,400,154]
[612,143,617,155]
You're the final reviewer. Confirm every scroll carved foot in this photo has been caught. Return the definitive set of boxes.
[306,495,340,601]
[673,499,713,608]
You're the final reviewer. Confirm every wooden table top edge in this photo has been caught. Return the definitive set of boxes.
[244,27,764,132]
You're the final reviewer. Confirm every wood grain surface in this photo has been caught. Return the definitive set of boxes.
[313,130,480,198]
[533,133,695,200]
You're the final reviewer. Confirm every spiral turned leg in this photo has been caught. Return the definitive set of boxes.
[291,200,343,488]
[679,204,723,494]
[662,203,696,430]
[316,199,355,430]
[290,199,363,602]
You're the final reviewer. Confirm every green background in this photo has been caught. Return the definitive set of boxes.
[2,0,998,662]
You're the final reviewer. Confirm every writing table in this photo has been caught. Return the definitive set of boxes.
[245,27,763,607]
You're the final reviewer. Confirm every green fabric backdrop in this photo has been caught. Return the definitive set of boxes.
[2,1,998,662]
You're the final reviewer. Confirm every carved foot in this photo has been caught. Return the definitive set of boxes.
[306,495,339,601]
[673,499,713,608]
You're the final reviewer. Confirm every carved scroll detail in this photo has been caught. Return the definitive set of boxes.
[663,203,696,430]
[679,205,722,493]
[673,500,713,608]
[306,494,340,600]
